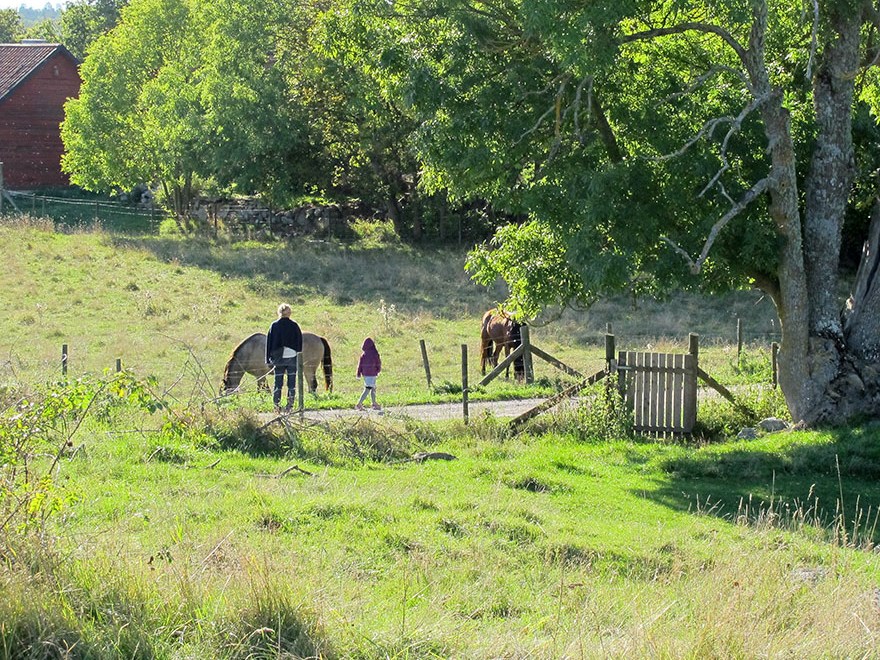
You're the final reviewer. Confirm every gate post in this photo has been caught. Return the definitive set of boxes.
[683,334,699,432]
[297,352,304,417]
[520,325,533,384]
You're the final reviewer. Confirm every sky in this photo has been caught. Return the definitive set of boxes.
[0,1,62,10]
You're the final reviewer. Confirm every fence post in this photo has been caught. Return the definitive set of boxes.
[520,324,534,384]
[115,358,122,373]
[61,343,68,377]
[419,339,432,390]
[606,322,613,334]
[684,334,699,430]
[297,352,304,416]
[95,201,100,221]
[0,161,4,214]
[461,344,469,425]
[605,332,619,406]
[31,193,36,214]
[771,342,779,388]
[736,318,743,361]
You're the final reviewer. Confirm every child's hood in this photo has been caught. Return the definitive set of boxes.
[362,338,376,352]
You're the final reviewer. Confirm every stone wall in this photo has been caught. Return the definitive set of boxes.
[188,198,379,238]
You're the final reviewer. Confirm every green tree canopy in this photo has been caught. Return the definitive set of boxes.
[61,0,312,212]
[0,9,24,42]
[358,0,880,424]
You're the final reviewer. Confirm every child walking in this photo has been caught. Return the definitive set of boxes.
[355,337,382,411]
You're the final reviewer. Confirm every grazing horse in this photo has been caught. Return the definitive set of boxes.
[480,310,524,380]
[220,332,333,395]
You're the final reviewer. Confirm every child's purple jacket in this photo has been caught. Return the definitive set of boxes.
[356,338,382,377]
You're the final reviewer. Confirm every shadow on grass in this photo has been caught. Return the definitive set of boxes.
[107,235,500,315]
[636,423,880,544]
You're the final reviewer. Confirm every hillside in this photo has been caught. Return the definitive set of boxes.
[0,219,779,410]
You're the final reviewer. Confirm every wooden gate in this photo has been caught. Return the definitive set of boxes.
[617,339,698,435]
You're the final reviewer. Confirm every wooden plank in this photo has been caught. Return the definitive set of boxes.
[529,345,584,379]
[673,354,684,431]
[655,352,666,431]
[664,353,675,434]
[639,352,650,430]
[509,368,608,427]
[476,343,526,387]
[647,352,656,430]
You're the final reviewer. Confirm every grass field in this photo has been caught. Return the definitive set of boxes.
[0,217,779,411]
[2,215,878,658]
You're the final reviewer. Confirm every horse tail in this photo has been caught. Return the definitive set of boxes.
[480,311,494,374]
[320,337,333,392]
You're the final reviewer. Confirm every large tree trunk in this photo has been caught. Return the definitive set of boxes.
[747,3,880,425]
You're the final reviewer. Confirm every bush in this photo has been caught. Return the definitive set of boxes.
[575,382,633,442]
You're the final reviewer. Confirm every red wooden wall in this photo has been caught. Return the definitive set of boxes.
[0,52,81,189]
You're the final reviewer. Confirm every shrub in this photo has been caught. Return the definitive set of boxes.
[694,385,789,441]
[575,382,633,442]
[0,374,166,548]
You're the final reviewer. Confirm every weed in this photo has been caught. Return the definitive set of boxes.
[575,382,633,441]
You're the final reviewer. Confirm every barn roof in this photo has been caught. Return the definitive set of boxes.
[0,42,78,102]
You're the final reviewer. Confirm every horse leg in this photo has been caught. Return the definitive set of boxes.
[480,339,492,375]
[492,345,503,374]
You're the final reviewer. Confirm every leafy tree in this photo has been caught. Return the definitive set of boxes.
[61,0,201,214]
[62,0,314,212]
[371,0,880,425]
[303,4,426,236]
[24,18,60,42]
[60,0,125,60]
[0,9,24,42]
[195,0,313,205]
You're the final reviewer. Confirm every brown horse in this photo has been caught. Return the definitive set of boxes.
[221,332,333,395]
[480,310,524,379]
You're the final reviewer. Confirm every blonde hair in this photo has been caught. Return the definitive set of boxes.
[277,303,292,317]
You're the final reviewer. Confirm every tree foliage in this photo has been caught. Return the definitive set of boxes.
[0,9,24,42]
[60,0,125,60]
[61,0,312,212]
[344,0,880,423]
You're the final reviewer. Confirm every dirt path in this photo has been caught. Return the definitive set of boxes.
[269,397,572,424]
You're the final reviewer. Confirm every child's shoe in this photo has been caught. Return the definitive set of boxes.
[371,404,382,411]
[355,403,365,411]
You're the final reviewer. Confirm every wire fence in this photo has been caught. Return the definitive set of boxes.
[1,189,164,233]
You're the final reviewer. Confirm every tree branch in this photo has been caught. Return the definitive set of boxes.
[623,22,749,67]
[693,177,771,273]
[663,177,771,274]
[806,0,819,80]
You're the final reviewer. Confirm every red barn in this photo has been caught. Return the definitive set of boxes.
[0,42,80,189]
